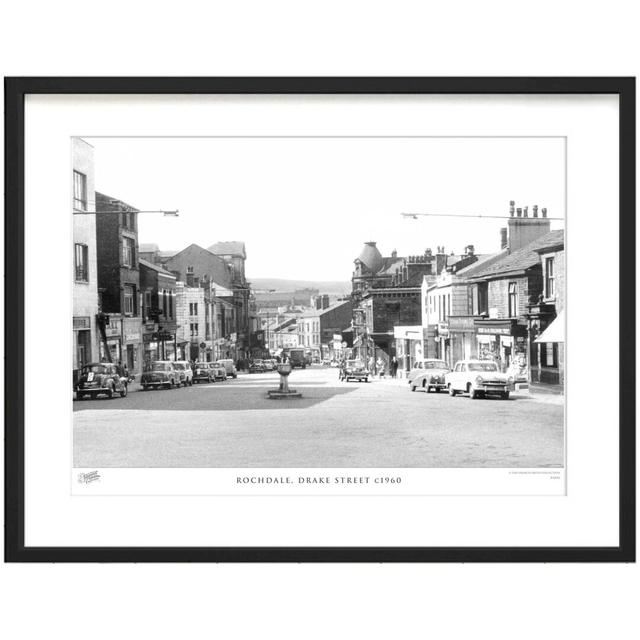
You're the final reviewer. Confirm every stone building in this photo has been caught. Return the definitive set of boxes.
[72,138,100,381]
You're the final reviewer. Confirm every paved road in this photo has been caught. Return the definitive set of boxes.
[73,366,564,468]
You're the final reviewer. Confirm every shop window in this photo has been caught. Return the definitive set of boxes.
[542,342,557,368]
[508,282,518,317]
[545,257,555,299]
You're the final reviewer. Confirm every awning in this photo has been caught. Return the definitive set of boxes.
[535,310,564,343]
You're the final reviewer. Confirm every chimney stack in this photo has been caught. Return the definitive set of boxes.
[500,227,508,249]
[391,249,397,258]
[509,200,515,217]
[506,204,551,253]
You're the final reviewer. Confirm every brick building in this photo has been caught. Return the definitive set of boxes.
[351,241,451,368]
[139,258,178,362]
[528,234,565,388]
[94,192,143,373]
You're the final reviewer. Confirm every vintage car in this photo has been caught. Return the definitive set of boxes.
[264,358,278,371]
[340,359,370,383]
[211,361,228,380]
[217,359,238,379]
[445,360,513,400]
[173,360,194,386]
[409,359,450,393]
[193,361,215,383]
[76,362,128,400]
[140,361,180,390]
[249,359,266,373]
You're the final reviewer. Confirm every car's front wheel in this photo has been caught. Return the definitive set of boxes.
[106,384,114,399]
[448,384,456,397]
[501,391,510,400]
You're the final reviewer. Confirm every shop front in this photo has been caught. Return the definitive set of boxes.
[433,321,451,367]
[393,326,423,374]
[448,316,476,364]
[474,319,528,377]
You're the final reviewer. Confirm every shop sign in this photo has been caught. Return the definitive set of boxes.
[437,322,450,337]
[105,324,120,337]
[477,325,511,336]
[73,316,90,329]
[448,316,475,332]
[125,332,140,342]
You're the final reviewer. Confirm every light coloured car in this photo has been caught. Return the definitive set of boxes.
[211,361,228,381]
[76,362,128,400]
[409,359,450,393]
[217,359,237,379]
[173,360,193,386]
[445,360,513,400]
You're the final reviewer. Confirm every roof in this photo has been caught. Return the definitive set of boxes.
[139,258,176,278]
[466,231,564,280]
[207,241,246,258]
[319,300,351,315]
[357,242,384,273]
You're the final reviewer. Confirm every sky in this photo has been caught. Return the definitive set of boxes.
[84,137,565,282]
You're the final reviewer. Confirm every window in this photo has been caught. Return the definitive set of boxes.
[477,283,488,315]
[74,243,88,281]
[189,302,198,316]
[168,291,173,318]
[73,170,87,210]
[542,342,557,368]
[190,323,199,338]
[122,237,135,267]
[545,257,555,298]
[162,290,168,317]
[124,285,134,315]
[508,282,518,317]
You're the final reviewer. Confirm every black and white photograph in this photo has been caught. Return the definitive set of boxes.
[71,136,565,477]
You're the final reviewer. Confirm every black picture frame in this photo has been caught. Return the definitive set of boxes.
[4,77,635,563]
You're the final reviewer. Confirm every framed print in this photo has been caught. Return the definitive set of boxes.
[4,77,635,562]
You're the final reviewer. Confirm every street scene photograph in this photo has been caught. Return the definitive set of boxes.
[72,136,565,470]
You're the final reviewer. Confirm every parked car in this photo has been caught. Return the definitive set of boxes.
[211,361,228,380]
[340,359,370,383]
[249,359,266,373]
[217,359,238,379]
[264,358,278,371]
[173,360,194,386]
[409,359,450,393]
[76,362,128,400]
[140,361,180,390]
[193,361,214,383]
[445,360,513,400]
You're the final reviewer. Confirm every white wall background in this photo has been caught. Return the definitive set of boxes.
[1,2,638,639]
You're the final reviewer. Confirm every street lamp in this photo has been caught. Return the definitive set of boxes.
[73,209,179,216]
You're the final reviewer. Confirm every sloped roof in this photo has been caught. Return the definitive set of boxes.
[163,243,233,289]
[207,241,246,258]
[319,300,351,316]
[466,230,564,280]
[139,258,176,278]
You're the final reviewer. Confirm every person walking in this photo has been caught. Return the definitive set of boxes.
[390,356,398,379]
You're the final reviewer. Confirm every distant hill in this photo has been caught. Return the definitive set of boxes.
[248,277,351,295]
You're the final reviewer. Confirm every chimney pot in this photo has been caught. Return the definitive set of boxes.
[524,206,528,218]
[533,205,538,218]
[542,207,547,218]
[509,200,515,217]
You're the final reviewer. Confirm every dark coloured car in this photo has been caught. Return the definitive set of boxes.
[76,362,128,400]
[340,359,370,383]
[193,361,214,383]
[140,361,180,390]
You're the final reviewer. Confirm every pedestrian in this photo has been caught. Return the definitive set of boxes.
[376,357,385,378]
[390,356,398,379]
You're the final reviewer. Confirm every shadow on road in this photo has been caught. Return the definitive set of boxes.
[74,383,359,411]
